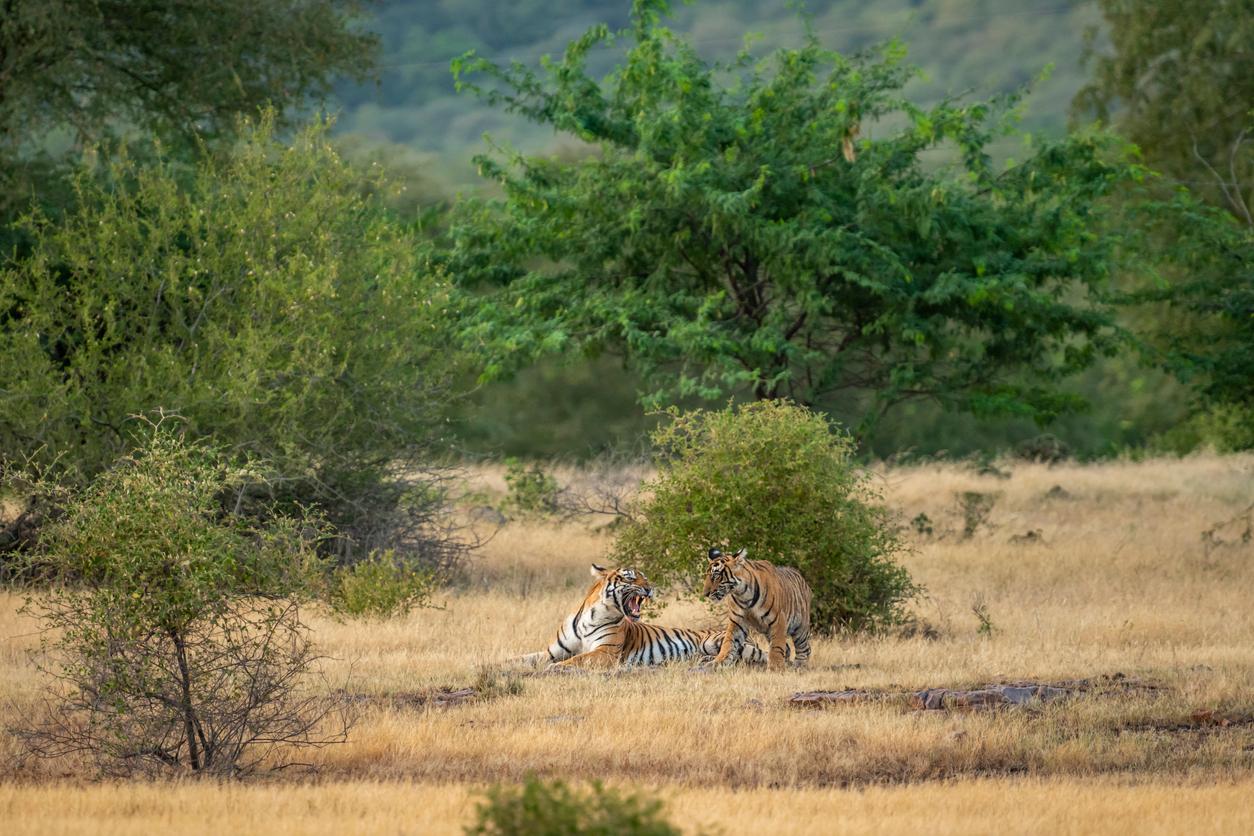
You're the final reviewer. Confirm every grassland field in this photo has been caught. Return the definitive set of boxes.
[2,455,1252,834]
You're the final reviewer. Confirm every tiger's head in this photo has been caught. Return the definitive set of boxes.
[588,564,653,621]
[704,547,749,601]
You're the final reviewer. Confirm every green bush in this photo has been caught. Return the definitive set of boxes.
[327,550,434,620]
[0,113,463,566]
[1148,404,1254,455]
[503,458,559,517]
[616,401,917,633]
[10,424,347,776]
[466,776,682,836]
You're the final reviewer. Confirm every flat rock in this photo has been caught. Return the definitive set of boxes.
[468,505,508,525]
[908,684,1071,710]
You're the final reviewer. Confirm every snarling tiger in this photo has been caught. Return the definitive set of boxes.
[517,564,766,669]
[705,547,813,671]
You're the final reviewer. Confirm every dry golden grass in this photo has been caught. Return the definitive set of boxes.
[3,777,1254,836]
[2,454,1252,832]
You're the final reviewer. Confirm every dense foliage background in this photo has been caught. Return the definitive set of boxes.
[0,116,463,562]
[328,0,1243,459]
[2,0,1250,466]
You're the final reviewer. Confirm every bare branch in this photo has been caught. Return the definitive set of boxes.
[1226,127,1252,228]
[1192,132,1253,226]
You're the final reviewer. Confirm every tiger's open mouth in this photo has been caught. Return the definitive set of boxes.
[624,592,645,621]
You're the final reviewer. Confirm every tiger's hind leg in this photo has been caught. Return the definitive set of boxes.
[790,623,812,667]
[550,645,620,670]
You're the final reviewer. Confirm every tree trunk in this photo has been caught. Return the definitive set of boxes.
[169,628,201,771]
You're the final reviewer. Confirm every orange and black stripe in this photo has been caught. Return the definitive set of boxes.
[705,547,812,671]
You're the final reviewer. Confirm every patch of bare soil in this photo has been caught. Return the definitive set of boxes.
[1119,709,1254,735]
[339,687,481,710]
[790,673,1161,710]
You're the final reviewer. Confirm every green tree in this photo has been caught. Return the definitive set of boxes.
[448,0,1134,427]
[12,426,347,777]
[1075,0,1253,447]
[1125,191,1253,442]
[616,401,915,633]
[0,0,376,222]
[1074,0,1252,223]
[0,114,463,563]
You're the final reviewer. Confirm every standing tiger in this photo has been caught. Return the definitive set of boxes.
[517,564,766,669]
[705,547,812,671]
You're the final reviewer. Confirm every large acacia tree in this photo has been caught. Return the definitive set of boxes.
[448,0,1134,424]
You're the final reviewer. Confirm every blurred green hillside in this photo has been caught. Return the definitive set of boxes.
[333,0,1099,183]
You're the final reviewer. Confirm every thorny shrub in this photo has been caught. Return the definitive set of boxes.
[9,425,350,777]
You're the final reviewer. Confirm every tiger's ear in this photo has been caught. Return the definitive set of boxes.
[590,563,608,578]
[707,547,722,562]
[732,547,748,565]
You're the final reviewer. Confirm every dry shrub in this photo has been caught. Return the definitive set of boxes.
[10,425,350,776]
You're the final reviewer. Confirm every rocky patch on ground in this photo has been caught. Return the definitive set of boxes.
[790,673,1160,711]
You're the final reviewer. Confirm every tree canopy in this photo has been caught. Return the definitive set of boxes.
[0,0,376,220]
[1074,0,1253,446]
[0,115,460,559]
[1118,184,1254,438]
[448,0,1134,426]
[329,0,1096,170]
[1074,0,1252,223]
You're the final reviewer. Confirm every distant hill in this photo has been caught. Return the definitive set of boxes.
[331,0,1101,184]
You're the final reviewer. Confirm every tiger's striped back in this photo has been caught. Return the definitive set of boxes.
[616,621,757,666]
[517,564,766,669]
